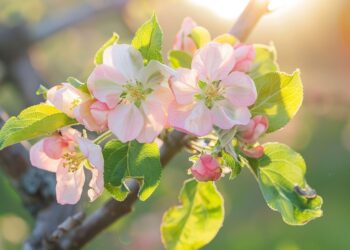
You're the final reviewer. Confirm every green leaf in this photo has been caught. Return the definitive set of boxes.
[222,150,241,180]
[249,43,279,79]
[250,143,323,225]
[94,32,119,65]
[250,71,303,132]
[132,14,163,64]
[0,104,76,150]
[168,50,192,68]
[161,179,224,250]
[66,77,90,94]
[103,139,162,201]
[189,26,211,48]
[35,85,48,98]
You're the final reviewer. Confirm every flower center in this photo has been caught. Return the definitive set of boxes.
[121,82,152,107]
[195,81,224,109]
[62,151,86,172]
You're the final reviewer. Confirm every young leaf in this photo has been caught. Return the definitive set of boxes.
[250,71,303,132]
[35,85,48,98]
[161,179,224,250]
[66,77,90,94]
[213,33,238,45]
[103,139,162,201]
[132,14,163,64]
[250,143,323,225]
[168,50,192,69]
[189,26,211,48]
[0,104,76,150]
[222,150,241,180]
[249,43,279,79]
[94,32,119,65]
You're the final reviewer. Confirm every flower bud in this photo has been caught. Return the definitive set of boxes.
[240,145,264,158]
[237,115,269,144]
[233,44,256,73]
[190,154,222,182]
[173,17,198,54]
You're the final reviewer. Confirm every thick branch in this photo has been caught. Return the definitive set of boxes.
[57,1,270,249]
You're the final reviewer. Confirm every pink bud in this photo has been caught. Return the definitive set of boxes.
[173,17,198,54]
[240,145,265,158]
[237,115,269,144]
[233,44,256,72]
[74,99,109,132]
[190,154,222,182]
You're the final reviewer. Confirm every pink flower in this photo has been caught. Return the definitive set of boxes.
[87,44,174,143]
[74,99,109,132]
[29,128,104,205]
[173,17,198,54]
[168,42,257,136]
[237,115,269,144]
[240,145,264,158]
[47,83,90,117]
[190,154,221,182]
[233,44,255,73]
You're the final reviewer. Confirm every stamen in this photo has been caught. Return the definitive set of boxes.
[62,151,85,172]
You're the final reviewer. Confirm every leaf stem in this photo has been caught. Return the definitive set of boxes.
[94,130,113,144]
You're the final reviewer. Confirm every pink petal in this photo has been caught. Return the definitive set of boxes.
[192,42,235,81]
[108,103,144,142]
[233,44,256,72]
[87,64,125,109]
[103,44,143,82]
[56,165,85,205]
[169,68,199,105]
[222,71,257,107]
[212,100,251,129]
[47,83,90,117]
[77,138,104,201]
[30,139,62,172]
[173,17,198,54]
[74,100,108,132]
[42,135,67,159]
[184,102,213,136]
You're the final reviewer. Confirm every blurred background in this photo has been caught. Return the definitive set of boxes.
[0,0,349,249]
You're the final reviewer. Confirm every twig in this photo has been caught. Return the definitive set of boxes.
[57,1,271,249]
[48,212,85,242]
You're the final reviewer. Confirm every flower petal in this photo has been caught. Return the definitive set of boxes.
[169,68,199,105]
[233,44,255,72]
[212,100,251,129]
[222,71,257,107]
[77,138,104,202]
[56,165,85,205]
[192,42,235,81]
[108,103,144,142]
[87,64,125,109]
[30,139,62,172]
[138,60,175,89]
[47,83,90,117]
[103,44,143,82]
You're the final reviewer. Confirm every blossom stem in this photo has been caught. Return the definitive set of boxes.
[93,130,113,144]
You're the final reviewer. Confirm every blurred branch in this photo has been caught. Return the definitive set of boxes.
[56,1,271,249]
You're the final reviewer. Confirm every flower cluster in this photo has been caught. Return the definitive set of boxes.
[29,17,269,204]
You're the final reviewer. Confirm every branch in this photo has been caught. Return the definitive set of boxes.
[57,1,271,249]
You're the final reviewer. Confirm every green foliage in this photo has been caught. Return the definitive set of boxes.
[250,143,323,225]
[249,43,279,79]
[103,140,162,201]
[168,50,192,68]
[0,104,76,150]
[221,150,241,180]
[132,14,163,64]
[161,179,224,250]
[250,71,303,132]
[35,85,48,98]
[189,26,211,48]
[66,76,90,94]
[94,32,119,65]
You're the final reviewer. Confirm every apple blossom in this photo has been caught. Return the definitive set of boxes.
[237,115,269,144]
[190,154,222,182]
[47,83,90,117]
[233,44,255,73]
[168,42,257,136]
[29,128,104,205]
[87,44,174,143]
[173,17,198,54]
